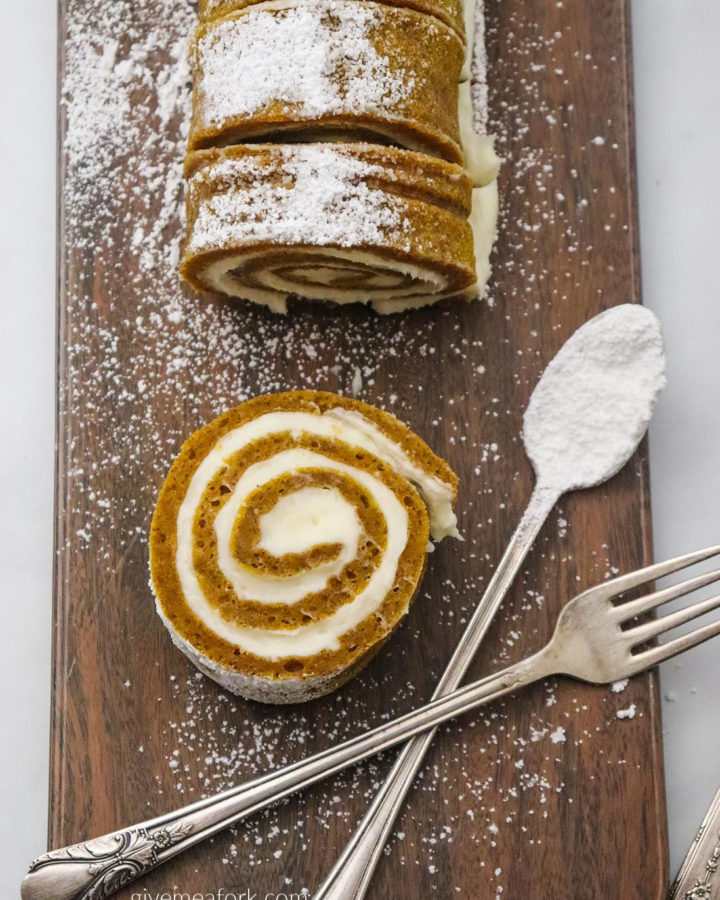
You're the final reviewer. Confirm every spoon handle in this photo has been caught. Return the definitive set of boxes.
[313,482,560,900]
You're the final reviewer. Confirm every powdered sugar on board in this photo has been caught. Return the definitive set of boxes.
[57,0,661,895]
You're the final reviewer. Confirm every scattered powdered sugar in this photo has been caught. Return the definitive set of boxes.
[195,1,415,126]
[616,704,637,720]
[611,679,629,693]
[62,0,194,245]
[549,726,566,744]
[523,305,666,492]
[56,0,657,890]
[188,148,403,252]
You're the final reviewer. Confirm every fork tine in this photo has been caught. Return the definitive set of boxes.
[615,567,720,623]
[627,592,720,646]
[596,544,720,602]
[630,612,720,672]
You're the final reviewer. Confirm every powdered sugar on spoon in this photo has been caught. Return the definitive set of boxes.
[522,302,666,527]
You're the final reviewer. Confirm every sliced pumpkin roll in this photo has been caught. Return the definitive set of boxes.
[197,0,468,43]
[180,143,497,313]
[188,0,466,165]
[150,391,459,704]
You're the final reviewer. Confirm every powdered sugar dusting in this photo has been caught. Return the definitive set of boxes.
[188,149,403,252]
[195,2,415,125]
[62,2,194,244]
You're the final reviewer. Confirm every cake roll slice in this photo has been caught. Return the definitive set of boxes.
[181,143,497,313]
[198,0,468,42]
[188,0,466,166]
[150,391,459,704]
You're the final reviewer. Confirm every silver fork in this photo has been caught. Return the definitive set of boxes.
[21,545,720,900]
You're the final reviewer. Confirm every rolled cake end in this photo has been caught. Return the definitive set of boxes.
[180,143,488,315]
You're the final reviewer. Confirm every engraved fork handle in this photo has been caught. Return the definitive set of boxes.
[313,482,559,900]
[21,652,553,900]
[669,783,720,899]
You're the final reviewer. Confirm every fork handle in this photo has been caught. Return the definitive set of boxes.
[669,783,720,899]
[21,653,551,900]
[313,483,559,900]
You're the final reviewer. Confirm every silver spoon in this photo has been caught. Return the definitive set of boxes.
[314,303,666,899]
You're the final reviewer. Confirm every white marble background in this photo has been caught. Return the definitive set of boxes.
[1,0,718,896]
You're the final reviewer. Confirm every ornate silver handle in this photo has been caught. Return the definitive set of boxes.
[669,783,720,900]
[313,483,559,900]
[21,654,549,900]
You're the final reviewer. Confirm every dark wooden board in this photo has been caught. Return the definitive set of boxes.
[51,0,669,897]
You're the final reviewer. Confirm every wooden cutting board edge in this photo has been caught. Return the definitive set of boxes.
[610,0,669,889]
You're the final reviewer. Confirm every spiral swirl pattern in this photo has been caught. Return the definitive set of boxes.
[150,391,458,703]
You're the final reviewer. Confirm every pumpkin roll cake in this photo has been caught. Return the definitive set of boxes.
[180,0,500,311]
[188,0,465,164]
[181,143,497,314]
[150,391,459,704]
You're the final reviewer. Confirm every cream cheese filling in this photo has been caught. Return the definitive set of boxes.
[326,408,458,539]
[202,247,458,314]
[458,80,500,187]
[457,0,500,189]
[469,178,499,294]
[256,486,361,556]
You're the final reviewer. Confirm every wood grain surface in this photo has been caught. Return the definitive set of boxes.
[51,0,669,897]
